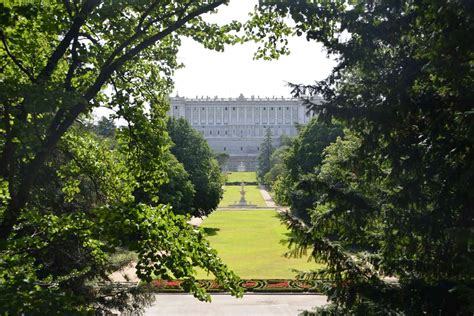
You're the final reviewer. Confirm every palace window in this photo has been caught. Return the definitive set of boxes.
[271,107,274,110]
[217,131,220,135]
[210,130,212,135]
[202,107,204,110]
[224,147,226,151]
[263,107,266,110]
[225,107,228,110]
[286,107,289,110]
[278,107,281,110]
[175,106,178,109]
[232,107,236,111]
[225,130,228,135]
[241,147,243,151]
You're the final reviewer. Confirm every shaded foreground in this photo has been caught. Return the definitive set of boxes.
[145,294,328,316]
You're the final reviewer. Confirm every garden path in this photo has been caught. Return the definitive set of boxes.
[259,187,276,207]
[108,261,139,283]
[145,293,328,315]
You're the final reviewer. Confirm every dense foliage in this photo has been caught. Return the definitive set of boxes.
[271,119,342,217]
[166,117,224,217]
[156,151,195,216]
[0,1,244,313]
[263,145,290,191]
[215,152,230,171]
[250,0,474,314]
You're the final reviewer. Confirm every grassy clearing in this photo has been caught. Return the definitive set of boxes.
[196,210,322,279]
[219,185,267,207]
[225,171,257,183]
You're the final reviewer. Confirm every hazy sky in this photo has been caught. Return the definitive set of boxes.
[172,0,336,99]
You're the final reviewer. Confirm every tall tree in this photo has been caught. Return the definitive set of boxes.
[156,151,195,216]
[0,1,243,313]
[94,116,117,138]
[285,119,343,182]
[249,0,474,314]
[264,144,290,188]
[215,152,230,171]
[257,127,274,184]
[167,117,224,217]
[281,119,343,220]
[0,0,238,240]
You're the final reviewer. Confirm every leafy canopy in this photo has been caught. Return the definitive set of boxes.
[167,117,224,217]
[272,119,342,216]
[0,1,247,313]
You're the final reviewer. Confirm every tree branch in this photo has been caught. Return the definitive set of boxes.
[0,31,34,81]
[136,0,162,32]
[102,0,195,72]
[63,0,74,18]
[0,0,228,241]
[302,97,396,126]
[35,0,99,83]
[65,36,80,91]
[78,32,99,45]
[0,104,13,179]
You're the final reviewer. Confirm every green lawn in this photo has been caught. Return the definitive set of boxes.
[219,185,267,207]
[196,210,321,279]
[225,171,257,183]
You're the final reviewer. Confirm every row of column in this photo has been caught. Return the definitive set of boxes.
[186,106,304,126]
[200,125,297,137]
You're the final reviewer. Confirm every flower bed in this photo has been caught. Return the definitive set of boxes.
[150,279,183,292]
[151,279,323,293]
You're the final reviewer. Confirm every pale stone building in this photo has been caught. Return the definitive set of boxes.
[168,94,318,171]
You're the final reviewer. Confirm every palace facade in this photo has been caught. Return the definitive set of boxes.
[168,94,318,171]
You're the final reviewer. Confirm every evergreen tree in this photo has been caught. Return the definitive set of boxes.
[215,152,230,171]
[249,1,474,314]
[257,127,274,184]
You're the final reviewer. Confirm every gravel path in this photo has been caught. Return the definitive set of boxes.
[189,216,204,226]
[108,261,139,283]
[145,294,328,316]
[259,187,276,208]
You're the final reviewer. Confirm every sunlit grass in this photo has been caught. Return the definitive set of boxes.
[225,171,257,183]
[196,210,322,279]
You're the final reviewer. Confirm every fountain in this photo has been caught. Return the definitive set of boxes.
[228,182,257,208]
[239,182,247,205]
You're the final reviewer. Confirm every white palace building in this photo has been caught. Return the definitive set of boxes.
[168,94,318,171]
